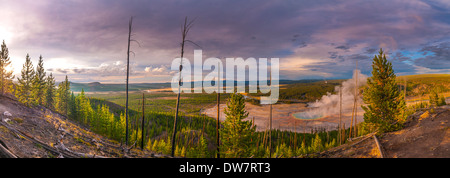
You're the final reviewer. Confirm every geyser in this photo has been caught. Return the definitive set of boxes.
[293,69,367,120]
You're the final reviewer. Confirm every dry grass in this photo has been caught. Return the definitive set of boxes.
[420,111,430,121]
[368,146,381,158]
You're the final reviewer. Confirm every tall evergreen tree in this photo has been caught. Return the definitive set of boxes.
[78,89,93,125]
[438,95,447,106]
[429,88,440,107]
[362,49,406,133]
[45,73,56,109]
[75,89,86,123]
[220,93,256,158]
[16,54,35,106]
[0,40,14,95]
[56,75,70,115]
[68,91,77,120]
[32,55,46,105]
[56,81,65,114]
[429,88,447,107]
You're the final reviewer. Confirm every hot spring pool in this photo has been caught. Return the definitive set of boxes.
[293,112,323,120]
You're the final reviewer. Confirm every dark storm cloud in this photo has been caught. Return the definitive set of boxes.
[414,42,450,69]
[7,0,326,63]
[2,0,450,82]
[328,52,338,59]
[335,45,350,51]
[365,48,378,55]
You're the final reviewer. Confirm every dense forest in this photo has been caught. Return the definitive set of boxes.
[247,79,344,104]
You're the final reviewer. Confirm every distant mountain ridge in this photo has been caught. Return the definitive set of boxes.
[70,82,171,92]
[69,79,323,92]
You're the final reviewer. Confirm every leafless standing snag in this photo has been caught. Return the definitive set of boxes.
[350,60,358,138]
[125,17,133,148]
[141,93,145,150]
[269,71,273,158]
[216,61,220,158]
[171,17,199,157]
[125,16,140,149]
[339,85,343,145]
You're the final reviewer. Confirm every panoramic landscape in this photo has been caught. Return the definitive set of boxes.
[0,0,449,163]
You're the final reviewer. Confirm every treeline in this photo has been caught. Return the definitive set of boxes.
[429,88,447,107]
[0,40,14,96]
[278,80,343,102]
[9,51,72,116]
[66,89,126,141]
[74,93,219,156]
[0,40,62,112]
[247,80,343,103]
[398,74,450,97]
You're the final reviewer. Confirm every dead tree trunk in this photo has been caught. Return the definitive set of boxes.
[125,16,133,147]
[216,61,221,158]
[269,74,273,158]
[172,17,195,157]
[141,93,145,150]
[373,134,384,158]
[339,85,342,145]
[354,60,358,138]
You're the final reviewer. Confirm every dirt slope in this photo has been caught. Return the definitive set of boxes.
[318,105,449,158]
[381,105,450,158]
[0,95,162,158]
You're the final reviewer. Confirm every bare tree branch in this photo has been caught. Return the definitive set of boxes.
[130,39,141,47]
[129,51,136,58]
[185,40,202,49]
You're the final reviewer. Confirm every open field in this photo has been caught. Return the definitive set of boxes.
[86,91,231,115]
[397,74,450,97]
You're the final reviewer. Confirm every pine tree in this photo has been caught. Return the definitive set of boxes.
[77,88,93,125]
[75,89,86,122]
[429,89,440,107]
[0,40,14,95]
[32,55,46,105]
[56,81,65,114]
[56,75,70,115]
[68,91,77,120]
[310,134,323,153]
[220,93,256,158]
[362,49,406,133]
[16,54,35,106]
[198,135,208,158]
[438,95,446,106]
[45,73,56,109]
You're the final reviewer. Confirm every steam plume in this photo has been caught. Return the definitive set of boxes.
[294,70,367,119]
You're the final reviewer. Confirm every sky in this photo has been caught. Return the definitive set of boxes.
[0,0,449,83]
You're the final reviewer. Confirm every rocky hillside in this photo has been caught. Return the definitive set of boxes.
[0,95,166,158]
[317,105,449,158]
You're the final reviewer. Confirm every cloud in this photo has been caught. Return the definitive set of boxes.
[47,60,138,76]
[414,42,450,69]
[412,65,450,74]
[3,0,450,83]
[144,65,175,76]
[335,45,350,51]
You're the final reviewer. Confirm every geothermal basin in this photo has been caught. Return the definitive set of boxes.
[202,102,365,133]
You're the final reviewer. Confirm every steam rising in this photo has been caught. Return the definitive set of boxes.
[294,70,367,119]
